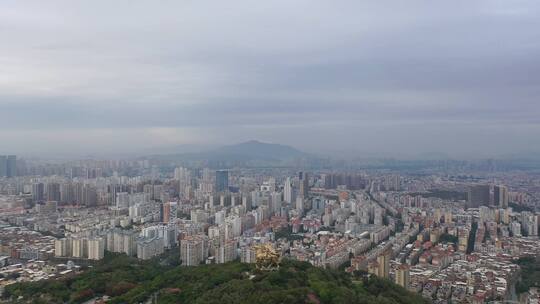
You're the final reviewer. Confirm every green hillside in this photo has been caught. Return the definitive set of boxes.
[3,253,428,304]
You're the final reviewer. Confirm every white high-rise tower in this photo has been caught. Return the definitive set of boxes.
[284,177,293,204]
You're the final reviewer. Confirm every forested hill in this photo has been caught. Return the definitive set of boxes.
[3,253,428,304]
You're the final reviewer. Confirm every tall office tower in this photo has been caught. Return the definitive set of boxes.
[284,177,293,203]
[494,185,509,208]
[0,155,6,177]
[6,155,16,177]
[215,170,229,193]
[467,185,490,208]
[32,183,45,202]
[395,264,410,289]
[298,171,309,198]
[46,183,61,202]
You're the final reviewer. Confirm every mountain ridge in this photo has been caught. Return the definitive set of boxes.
[148,140,310,162]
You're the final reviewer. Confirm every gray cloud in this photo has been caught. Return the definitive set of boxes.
[1,0,539,157]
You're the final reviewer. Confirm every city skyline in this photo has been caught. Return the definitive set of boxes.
[2,1,540,158]
[1,2,540,303]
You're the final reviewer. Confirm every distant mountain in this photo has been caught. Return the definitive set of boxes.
[212,140,307,160]
[416,152,452,160]
[148,140,310,163]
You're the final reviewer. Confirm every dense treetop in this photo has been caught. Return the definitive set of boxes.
[3,253,428,304]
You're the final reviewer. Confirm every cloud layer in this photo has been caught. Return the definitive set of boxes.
[1,1,540,158]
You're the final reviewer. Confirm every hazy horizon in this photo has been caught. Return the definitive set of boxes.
[2,1,540,158]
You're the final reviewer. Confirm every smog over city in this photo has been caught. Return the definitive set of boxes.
[0,2,539,304]
[2,1,540,159]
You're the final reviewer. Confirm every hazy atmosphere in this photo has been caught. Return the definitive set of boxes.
[2,3,540,303]
[2,0,540,158]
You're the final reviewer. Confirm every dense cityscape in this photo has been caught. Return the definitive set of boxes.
[3,1,540,303]
[0,147,539,303]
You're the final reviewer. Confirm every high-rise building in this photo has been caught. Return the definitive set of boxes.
[180,236,208,266]
[163,201,178,224]
[511,222,522,237]
[242,195,251,211]
[215,170,229,193]
[458,228,470,252]
[299,172,309,198]
[395,264,410,289]
[87,237,105,260]
[467,185,490,208]
[240,246,256,263]
[105,229,138,256]
[54,238,71,257]
[284,177,293,204]
[367,261,381,277]
[36,201,58,214]
[522,212,538,236]
[71,237,87,258]
[494,185,509,208]
[270,191,282,215]
[116,192,129,209]
[202,168,212,182]
[136,236,165,260]
[60,183,74,203]
[296,196,304,215]
[376,251,390,278]
[82,185,97,207]
[32,183,45,202]
[0,155,6,177]
[47,183,61,202]
[6,155,16,177]
[217,240,237,264]
[385,175,400,191]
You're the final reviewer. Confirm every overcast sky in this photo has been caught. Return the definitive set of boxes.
[1,1,540,158]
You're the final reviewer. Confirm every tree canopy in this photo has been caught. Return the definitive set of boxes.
[4,253,429,304]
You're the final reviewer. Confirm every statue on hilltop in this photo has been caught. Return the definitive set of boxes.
[254,243,281,271]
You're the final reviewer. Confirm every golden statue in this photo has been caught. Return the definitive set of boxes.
[254,243,281,271]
